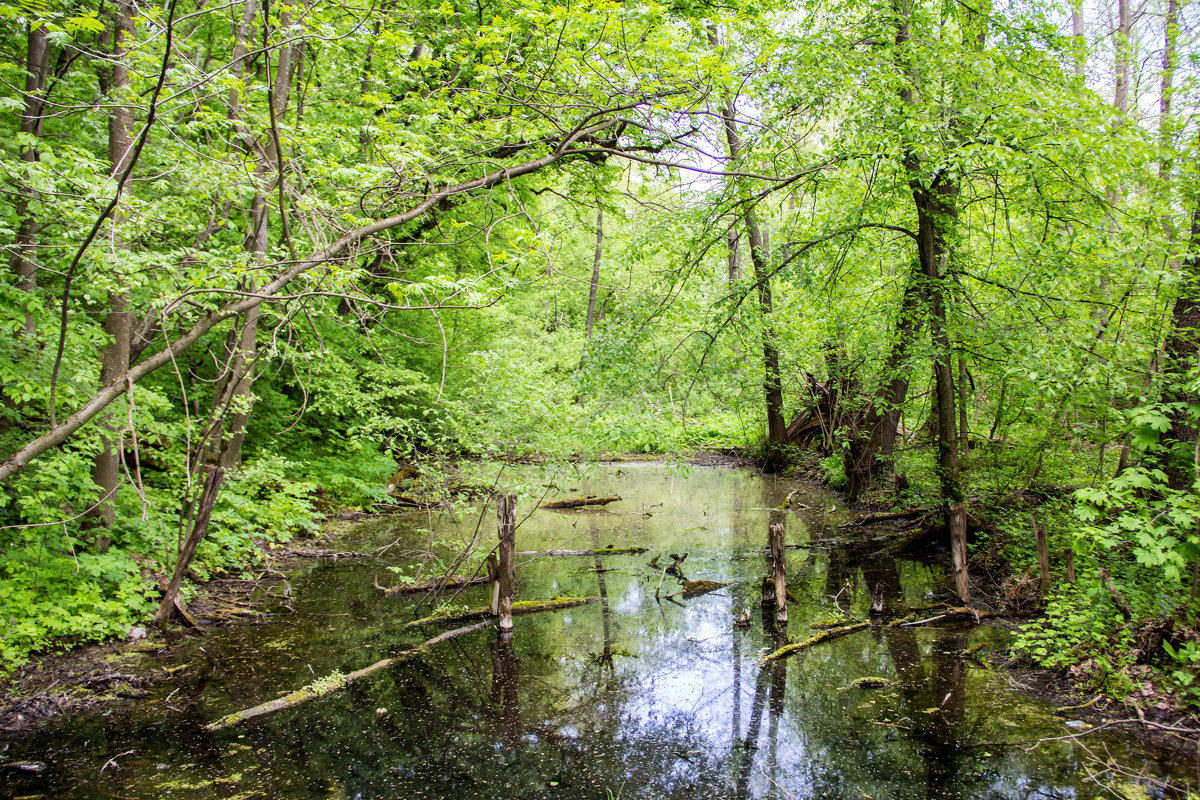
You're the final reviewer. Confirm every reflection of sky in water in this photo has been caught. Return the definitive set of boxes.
[0,464,1189,800]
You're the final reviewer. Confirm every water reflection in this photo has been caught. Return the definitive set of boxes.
[0,464,1189,800]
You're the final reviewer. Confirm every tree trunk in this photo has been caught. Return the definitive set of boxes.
[769,522,787,624]
[709,25,787,470]
[1113,0,1131,115]
[586,204,602,340]
[10,22,50,340]
[1069,0,1085,78]
[727,227,741,284]
[153,465,225,627]
[1161,202,1200,490]
[496,494,516,631]
[843,266,924,500]
[87,0,138,545]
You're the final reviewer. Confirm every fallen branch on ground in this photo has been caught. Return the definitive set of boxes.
[204,620,494,731]
[405,596,596,627]
[759,622,870,665]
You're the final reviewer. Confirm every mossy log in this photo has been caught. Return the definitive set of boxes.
[204,620,494,731]
[666,580,733,599]
[542,495,622,509]
[404,596,597,627]
[759,622,870,665]
[515,547,647,557]
[373,574,489,595]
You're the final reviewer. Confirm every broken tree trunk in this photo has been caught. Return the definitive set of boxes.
[1035,520,1051,598]
[204,620,494,731]
[497,494,516,630]
[153,465,225,628]
[770,522,787,624]
[541,495,622,509]
[760,622,870,665]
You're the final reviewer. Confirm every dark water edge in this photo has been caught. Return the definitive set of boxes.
[2,462,1194,799]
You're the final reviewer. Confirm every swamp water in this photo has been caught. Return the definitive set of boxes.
[2,463,1194,799]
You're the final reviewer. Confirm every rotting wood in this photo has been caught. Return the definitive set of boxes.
[288,549,374,560]
[770,521,787,623]
[759,622,870,665]
[542,495,622,509]
[515,547,647,557]
[373,574,489,596]
[405,596,597,627]
[654,564,669,598]
[204,620,494,731]
[496,494,516,631]
[1035,520,1051,597]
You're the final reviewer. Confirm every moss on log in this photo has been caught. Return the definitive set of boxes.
[542,495,622,509]
[204,620,494,731]
[404,596,597,627]
[759,622,870,665]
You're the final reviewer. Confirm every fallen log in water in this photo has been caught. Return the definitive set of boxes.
[515,546,647,557]
[759,622,870,665]
[892,606,993,627]
[666,580,734,599]
[405,596,597,627]
[840,508,929,527]
[373,574,490,596]
[204,620,494,731]
[541,495,622,509]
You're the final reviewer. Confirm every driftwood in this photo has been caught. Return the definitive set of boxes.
[287,549,374,560]
[760,622,870,665]
[516,547,647,557]
[204,620,494,731]
[542,495,622,509]
[405,596,597,627]
[373,574,489,596]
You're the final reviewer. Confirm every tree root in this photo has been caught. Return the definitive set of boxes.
[404,596,596,627]
[759,622,870,665]
[204,620,495,731]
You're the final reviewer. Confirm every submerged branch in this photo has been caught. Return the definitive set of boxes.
[204,620,495,731]
[759,622,870,665]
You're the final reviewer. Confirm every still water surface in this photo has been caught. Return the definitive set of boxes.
[1,463,1192,799]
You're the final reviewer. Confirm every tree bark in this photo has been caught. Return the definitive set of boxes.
[496,494,516,631]
[1161,202,1200,490]
[10,22,50,340]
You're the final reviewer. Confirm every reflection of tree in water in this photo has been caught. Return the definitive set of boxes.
[491,630,522,752]
[864,556,972,800]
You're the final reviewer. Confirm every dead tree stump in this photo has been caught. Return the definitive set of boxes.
[770,522,787,623]
[497,494,516,631]
[1035,520,1051,597]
